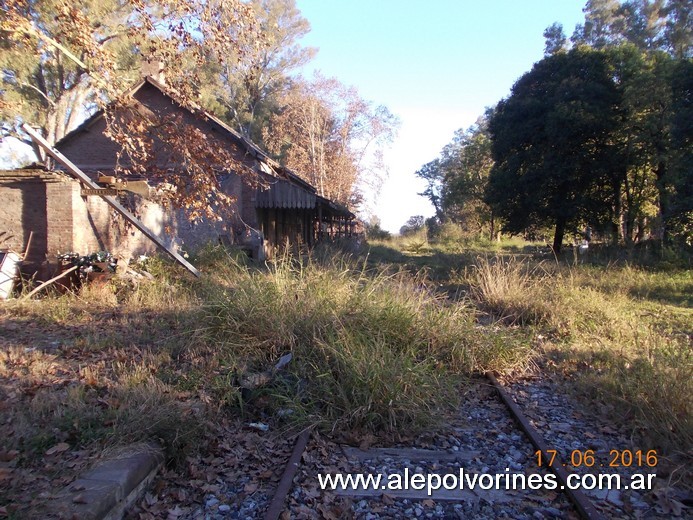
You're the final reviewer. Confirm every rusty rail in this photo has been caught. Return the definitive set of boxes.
[486,371,604,520]
[264,428,312,520]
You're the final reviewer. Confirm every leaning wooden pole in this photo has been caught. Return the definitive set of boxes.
[23,265,79,299]
[22,124,201,277]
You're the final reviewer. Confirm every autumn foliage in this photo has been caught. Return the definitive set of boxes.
[1,0,264,221]
[264,74,398,208]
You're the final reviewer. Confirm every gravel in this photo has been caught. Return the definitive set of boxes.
[172,375,687,519]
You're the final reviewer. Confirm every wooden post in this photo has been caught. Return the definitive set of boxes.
[317,204,323,241]
[23,265,79,299]
[22,124,201,277]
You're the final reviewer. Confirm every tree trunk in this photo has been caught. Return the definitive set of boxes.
[552,217,566,255]
[654,160,669,243]
[489,211,495,242]
[623,170,635,246]
[612,180,622,245]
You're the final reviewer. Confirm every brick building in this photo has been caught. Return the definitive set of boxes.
[0,76,356,277]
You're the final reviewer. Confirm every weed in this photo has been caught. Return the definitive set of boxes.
[201,253,529,432]
[468,255,554,325]
[2,237,688,472]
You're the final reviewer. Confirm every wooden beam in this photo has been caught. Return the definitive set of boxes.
[22,124,201,278]
[81,188,120,196]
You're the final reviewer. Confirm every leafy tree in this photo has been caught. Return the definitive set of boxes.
[0,0,140,157]
[620,0,668,52]
[486,48,621,253]
[263,73,398,208]
[662,0,692,58]
[415,111,496,239]
[544,23,568,55]
[364,216,391,240]
[542,0,691,244]
[415,158,445,221]
[399,215,424,236]
[549,0,691,58]
[608,47,679,244]
[572,0,626,48]
[198,0,317,144]
[440,111,496,238]
[1,0,265,222]
[667,58,693,243]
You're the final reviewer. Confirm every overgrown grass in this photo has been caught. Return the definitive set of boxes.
[364,229,690,456]
[198,251,530,432]
[2,238,689,470]
[467,256,554,325]
[464,253,692,454]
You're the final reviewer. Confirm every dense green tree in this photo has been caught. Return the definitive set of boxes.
[552,0,691,57]
[415,158,445,221]
[415,111,495,238]
[440,112,495,238]
[667,58,693,243]
[572,0,626,48]
[541,0,691,244]
[364,216,391,240]
[620,0,667,52]
[543,23,568,55]
[399,215,425,236]
[605,45,666,244]
[662,0,692,58]
[486,48,621,253]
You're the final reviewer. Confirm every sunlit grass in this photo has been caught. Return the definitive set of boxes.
[1,237,689,464]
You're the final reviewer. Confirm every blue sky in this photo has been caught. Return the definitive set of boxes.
[295,0,587,232]
[1,1,589,233]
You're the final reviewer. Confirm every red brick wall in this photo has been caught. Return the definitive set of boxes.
[0,171,78,262]
[56,81,260,243]
[1,170,177,275]
[0,173,42,257]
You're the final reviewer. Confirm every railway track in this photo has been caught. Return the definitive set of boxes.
[254,373,670,520]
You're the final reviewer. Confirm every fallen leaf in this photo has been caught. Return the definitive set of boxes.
[244,482,258,494]
[655,489,685,516]
[0,450,18,462]
[359,434,375,451]
[0,468,12,482]
[259,469,274,479]
[303,486,321,499]
[72,494,87,504]
[45,443,70,456]
[422,499,435,507]
[316,503,341,520]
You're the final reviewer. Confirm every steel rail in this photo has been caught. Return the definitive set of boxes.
[486,371,605,520]
[264,428,313,520]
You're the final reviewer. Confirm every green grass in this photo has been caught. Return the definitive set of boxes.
[1,235,689,470]
[198,251,530,431]
[364,228,691,456]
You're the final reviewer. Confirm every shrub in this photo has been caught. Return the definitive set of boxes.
[202,254,529,432]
